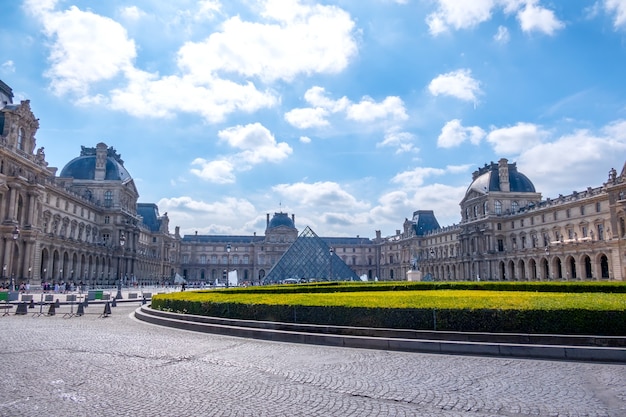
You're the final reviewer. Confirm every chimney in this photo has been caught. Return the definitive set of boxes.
[266,213,270,227]
[95,142,107,181]
[498,158,510,192]
[292,214,295,226]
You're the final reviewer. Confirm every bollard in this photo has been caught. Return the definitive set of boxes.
[47,303,56,316]
[142,297,146,305]
[16,302,28,315]
[83,298,89,308]
[76,302,84,316]
[99,302,111,318]
[29,299,35,309]
[55,299,60,308]
[111,297,117,308]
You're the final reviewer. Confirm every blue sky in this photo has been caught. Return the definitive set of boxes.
[2,0,626,238]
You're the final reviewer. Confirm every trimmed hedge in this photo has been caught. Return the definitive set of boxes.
[207,280,626,294]
[151,282,626,336]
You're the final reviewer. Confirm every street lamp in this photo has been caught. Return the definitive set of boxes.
[116,233,126,299]
[329,247,334,281]
[225,243,231,288]
[10,226,19,291]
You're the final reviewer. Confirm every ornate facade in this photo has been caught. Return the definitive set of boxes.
[0,80,178,289]
[180,160,626,284]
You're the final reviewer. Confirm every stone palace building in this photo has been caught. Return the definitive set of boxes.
[0,80,178,289]
[2,79,624,288]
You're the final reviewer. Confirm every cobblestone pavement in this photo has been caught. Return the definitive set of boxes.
[0,303,625,417]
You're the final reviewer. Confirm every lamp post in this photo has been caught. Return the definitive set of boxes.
[225,243,231,288]
[329,247,334,281]
[116,233,126,299]
[2,265,6,289]
[10,226,19,291]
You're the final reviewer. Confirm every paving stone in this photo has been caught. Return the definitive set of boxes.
[0,303,624,416]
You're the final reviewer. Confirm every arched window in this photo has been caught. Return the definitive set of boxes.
[495,200,502,215]
[511,201,519,212]
[483,201,488,215]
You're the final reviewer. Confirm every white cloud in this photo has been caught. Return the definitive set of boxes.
[190,158,236,184]
[426,0,563,36]
[391,167,447,188]
[286,87,408,129]
[190,123,292,183]
[516,0,564,35]
[109,71,278,122]
[177,1,357,83]
[428,69,482,104]
[377,128,418,154]
[1,60,16,74]
[284,107,329,128]
[299,136,312,144]
[26,0,358,123]
[120,6,146,21]
[218,122,292,165]
[346,96,408,122]
[273,181,366,208]
[604,0,626,28]
[437,119,485,148]
[494,25,510,43]
[26,5,137,96]
[158,195,257,235]
[304,87,350,112]
[516,120,626,193]
[486,122,547,155]
[426,0,496,35]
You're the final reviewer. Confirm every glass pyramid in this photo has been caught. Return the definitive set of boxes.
[262,226,360,284]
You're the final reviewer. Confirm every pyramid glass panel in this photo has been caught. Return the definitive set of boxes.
[263,226,360,284]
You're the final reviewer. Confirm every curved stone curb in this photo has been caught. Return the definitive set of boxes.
[134,305,626,363]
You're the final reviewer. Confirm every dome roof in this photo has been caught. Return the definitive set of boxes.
[466,160,535,197]
[59,144,131,182]
[268,212,295,229]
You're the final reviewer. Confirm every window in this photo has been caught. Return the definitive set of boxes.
[553,212,558,221]
[580,205,585,215]
[17,128,24,150]
[596,202,601,212]
[104,190,113,207]
[511,221,514,229]
[200,255,207,264]
[483,202,488,215]
[497,223,502,231]
[582,226,588,238]
[104,216,110,224]
[495,200,502,215]
[520,219,524,227]
[497,239,504,252]
[473,205,478,217]
[102,233,110,244]
[566,209,571,218]
[511,201,519,212]
[597,224,604,240]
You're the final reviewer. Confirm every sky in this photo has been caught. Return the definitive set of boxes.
[1,0,626,239]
